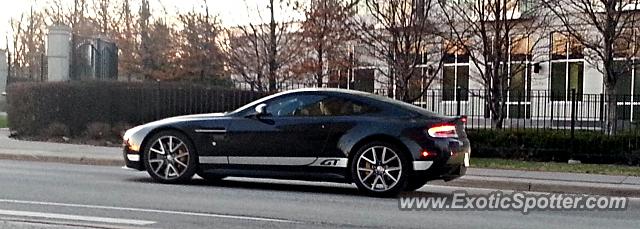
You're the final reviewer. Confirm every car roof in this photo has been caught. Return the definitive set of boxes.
[231,88,444,118]
[280,88,444,118]
[282,88,371,96]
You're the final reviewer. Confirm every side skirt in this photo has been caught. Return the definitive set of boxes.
[198,164,351,183]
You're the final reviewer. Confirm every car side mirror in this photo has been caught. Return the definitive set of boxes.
[255,104,268,116]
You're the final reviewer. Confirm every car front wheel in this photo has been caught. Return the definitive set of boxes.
[143,131,197,184]
[351,142,409,197]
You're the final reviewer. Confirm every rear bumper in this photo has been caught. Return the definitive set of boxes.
[412,163,467,181]
[412,161,434,170]
[412,143,470,181]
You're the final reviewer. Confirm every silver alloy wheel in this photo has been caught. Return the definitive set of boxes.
[356,146,403,192]
[147,136,191,180]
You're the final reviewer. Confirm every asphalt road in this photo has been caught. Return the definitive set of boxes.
[0,160,638,229]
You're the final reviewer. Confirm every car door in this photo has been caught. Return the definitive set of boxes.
[224,94,332,166]
[317,96,383,158]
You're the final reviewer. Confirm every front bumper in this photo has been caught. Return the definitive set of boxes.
[123,146,144,171]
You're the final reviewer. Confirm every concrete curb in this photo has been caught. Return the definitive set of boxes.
[445,176,640,197]
[0,153,122,167]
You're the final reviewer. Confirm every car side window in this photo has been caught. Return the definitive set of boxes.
[319,97,378,116]
[266,95,327,117]
[292,96,379,117]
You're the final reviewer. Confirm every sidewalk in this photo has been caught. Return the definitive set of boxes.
[2,128,640,196]
[0,128,121,166]
[445,168,640,197]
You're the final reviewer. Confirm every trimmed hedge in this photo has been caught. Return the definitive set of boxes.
[7,82,267,136]
[468,129,640,165]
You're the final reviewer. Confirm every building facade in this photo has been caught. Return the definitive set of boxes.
[327,1,640,129]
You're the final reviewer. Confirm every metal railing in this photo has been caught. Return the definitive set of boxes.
[410,88,637,132]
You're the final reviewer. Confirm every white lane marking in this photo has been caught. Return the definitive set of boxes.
[0,199,297,224]
[0,209,155,226]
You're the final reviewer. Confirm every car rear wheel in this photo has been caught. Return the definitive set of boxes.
[143,131,197,184]
[351,142,409,197]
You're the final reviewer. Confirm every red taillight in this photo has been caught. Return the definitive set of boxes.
[420,150,438,159]
[427,124,458,138]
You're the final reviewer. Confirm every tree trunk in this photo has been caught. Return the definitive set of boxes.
[316,46,324,87]
[268,0,278,93]
[605,86,617,135]
[490,88,505,129]
[490,77,507,129]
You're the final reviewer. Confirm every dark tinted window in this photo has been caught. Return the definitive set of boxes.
[278,96,377,116]
[314,97,377,116]
[266,95,326,117]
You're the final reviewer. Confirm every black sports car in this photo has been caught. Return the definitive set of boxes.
[123,88,470,196]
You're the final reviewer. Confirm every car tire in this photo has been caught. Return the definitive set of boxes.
[143,130,197,184]
[351,141,410,197]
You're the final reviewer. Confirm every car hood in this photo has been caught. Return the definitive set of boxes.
[161,112,227,122]
[123,113,226,144]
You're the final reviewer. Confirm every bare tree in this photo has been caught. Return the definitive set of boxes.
[224,26,268,91]
[44,0,96,35]
[293,0,358,87]
[438,0,551,128]
[9,9,47,81]
[114,0,140,81]
[175,1,227,83]
[541,0,640,133]
[139,0,153,80]
[353,0,443,102]
[224,0,303,92]
[93,0,117,35]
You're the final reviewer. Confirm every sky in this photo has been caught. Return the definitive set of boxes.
[0,0,303,49]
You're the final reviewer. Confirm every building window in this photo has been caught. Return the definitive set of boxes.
[327,67,374,93]
[328,68,350,88]
[613,29,640,120]
[550,32,584,101]
[613,60,640,120]
[495,35,534,118]
[408,67,429,99]
[442,41,469,101]
[353,68,375,93]
[408,41,439,100]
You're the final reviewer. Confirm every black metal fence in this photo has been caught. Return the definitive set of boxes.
[71,36,119,81]
[409,89,639,132]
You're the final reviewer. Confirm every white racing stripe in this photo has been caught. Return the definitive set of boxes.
[0,199,297,224]
[0,209,155,226]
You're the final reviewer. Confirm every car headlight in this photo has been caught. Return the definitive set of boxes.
[122,138,140,151]
[123,127,142,152]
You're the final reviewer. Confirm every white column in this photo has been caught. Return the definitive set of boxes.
[0,50,6,110]
[47,25,72,82]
